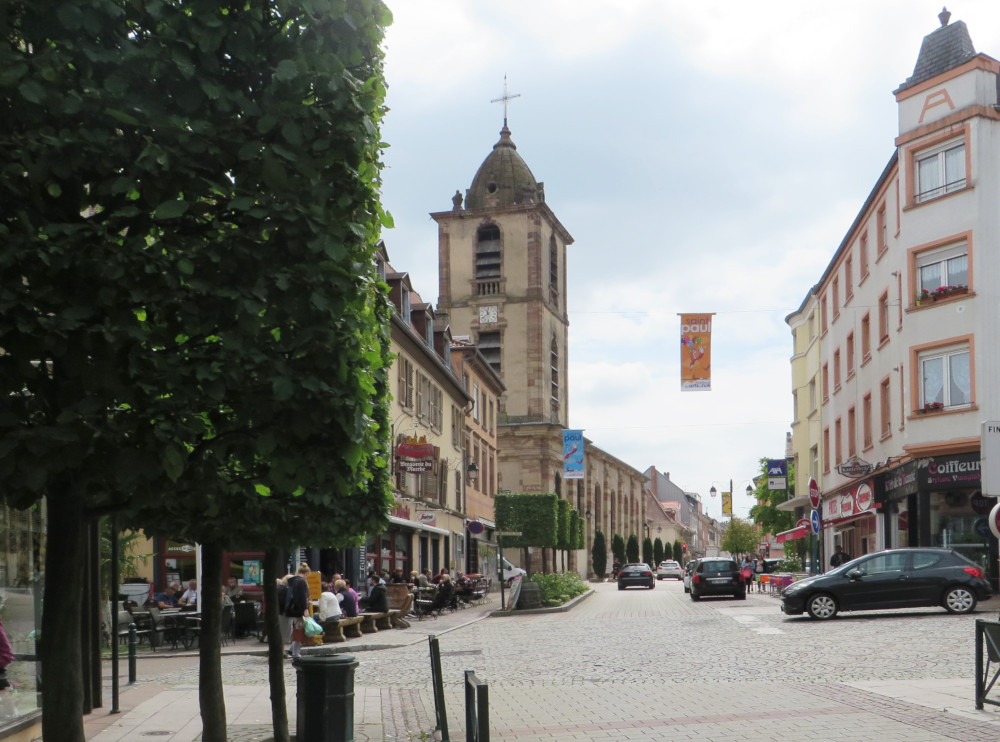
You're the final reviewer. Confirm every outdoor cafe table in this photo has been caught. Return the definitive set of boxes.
[159,609,201,649]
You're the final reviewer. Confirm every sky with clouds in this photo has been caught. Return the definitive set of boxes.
[376,2,1000,520]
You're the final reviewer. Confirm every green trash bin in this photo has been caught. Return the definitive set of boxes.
[293,651,359,742]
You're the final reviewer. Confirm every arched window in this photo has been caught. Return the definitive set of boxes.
[548,235,559,302]
[475,224,501,294]
[550,337,559,410]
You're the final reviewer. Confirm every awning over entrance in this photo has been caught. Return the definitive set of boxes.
[776,525,810,543]
[388,515,449,536]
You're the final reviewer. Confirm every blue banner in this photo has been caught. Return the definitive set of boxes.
[563,430,585,480]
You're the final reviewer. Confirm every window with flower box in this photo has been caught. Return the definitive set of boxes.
[918,343,971,411]
[914,240,968,305]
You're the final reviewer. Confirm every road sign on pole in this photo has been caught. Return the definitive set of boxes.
[808,478,821,509]
[811,509,821,535]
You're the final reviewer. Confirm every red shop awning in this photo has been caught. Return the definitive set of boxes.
[776,525,810,543]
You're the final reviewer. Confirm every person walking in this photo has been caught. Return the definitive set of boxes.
[284,563,311,659]
[830,544,852,568]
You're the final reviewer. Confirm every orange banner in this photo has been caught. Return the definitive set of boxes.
[680,313,714,391]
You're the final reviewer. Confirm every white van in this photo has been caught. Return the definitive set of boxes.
[501,557,527,582]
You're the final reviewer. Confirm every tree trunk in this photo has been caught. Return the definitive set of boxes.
[265,549,290,742]
[41,478,87,742]
[199,543,226,742]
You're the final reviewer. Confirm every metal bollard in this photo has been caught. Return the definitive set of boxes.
[128,623,138,684]
[293,650,359,742]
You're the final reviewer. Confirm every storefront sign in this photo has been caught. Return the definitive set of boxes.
[396,435,436,474]
[982,421,1000,496]
[885,462,918,497]
[767,459,787,490]
[837,455,873,478]
[823,480,875,524]
[243,560,261,585]
[919,452,980,489]
[418,511,437,527]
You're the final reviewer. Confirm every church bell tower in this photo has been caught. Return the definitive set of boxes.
[432,120,573,428]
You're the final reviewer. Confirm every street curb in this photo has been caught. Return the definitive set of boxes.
[487,587,594,616]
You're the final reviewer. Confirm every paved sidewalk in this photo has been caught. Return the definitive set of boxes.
[84,597,500,741]
[84,586,1000,741]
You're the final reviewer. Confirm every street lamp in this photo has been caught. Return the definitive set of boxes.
[746,484,753,498]
[466,461,479,484]
[709,486,717,498]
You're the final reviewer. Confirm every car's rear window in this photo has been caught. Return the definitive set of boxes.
[701,560,737,573]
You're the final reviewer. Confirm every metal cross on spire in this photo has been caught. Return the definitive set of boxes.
[491,75,520,128]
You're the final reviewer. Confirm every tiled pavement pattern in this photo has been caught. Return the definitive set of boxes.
[87,583,1000,741]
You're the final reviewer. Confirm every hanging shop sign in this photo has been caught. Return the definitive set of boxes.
[396,435,437,474]
[767,459,787,490]
[836,455,874,478]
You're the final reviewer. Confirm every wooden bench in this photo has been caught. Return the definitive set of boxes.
[360,612,388,634]
[322,615,364,643]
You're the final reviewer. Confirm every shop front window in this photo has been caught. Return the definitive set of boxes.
[1,501,46,722]
[929,491,990,578]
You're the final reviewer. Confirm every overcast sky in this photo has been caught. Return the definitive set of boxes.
[377,2,1000,520]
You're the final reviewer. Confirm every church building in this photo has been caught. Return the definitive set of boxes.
[431,115,646,576]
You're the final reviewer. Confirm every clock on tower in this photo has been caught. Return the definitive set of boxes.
[479,305,498,324]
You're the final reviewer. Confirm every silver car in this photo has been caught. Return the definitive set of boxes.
[656,560,683,580]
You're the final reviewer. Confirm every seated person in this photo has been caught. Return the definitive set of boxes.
[366,576,389,613]
[154,585,178,609]
[335,579,359,618]
[416,569,432,588]
[390,567,408,584]
[318,586,343,621]
[432,567,450,584]
[177,579,198,608]
[431,574,454,610]
[224,577,243,602]
[454,571,475,600]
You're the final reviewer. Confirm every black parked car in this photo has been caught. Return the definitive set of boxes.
[617,563,655,590]
[780,547,991,620]
[689,557,746,601]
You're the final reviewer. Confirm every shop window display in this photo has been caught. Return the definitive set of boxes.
[0,501,45,722]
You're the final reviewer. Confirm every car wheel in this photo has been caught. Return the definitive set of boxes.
[618,584,625,591]
[736,591,746,600]
[806,593,838,620]
[649,582,655,589]
[943,586,977,614]
[690,591,700,601]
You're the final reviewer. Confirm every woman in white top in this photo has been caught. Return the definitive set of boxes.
[318,587,343,621]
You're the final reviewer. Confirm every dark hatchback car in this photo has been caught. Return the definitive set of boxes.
[780,547,991,620]
[617,563,655,590]
[689,557,746,601]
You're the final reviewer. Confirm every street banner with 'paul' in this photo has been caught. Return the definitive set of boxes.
[563,429,585,480]
[680,313,714,391]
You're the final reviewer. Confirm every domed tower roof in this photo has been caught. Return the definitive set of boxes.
[465,126,543,210]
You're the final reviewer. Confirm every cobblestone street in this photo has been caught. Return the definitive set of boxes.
[89,581,1000,741]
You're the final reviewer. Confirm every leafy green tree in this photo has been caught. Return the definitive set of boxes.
[591,530,607,578]
[652,537,664,566]
[495,492,560,573]
[0,2,392,741]
[642,535,653,566]
[626,534,639,563]
[748,457,796,541]
[673,540,684,563]
[612,533,626,566]
[721,518,761,557]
